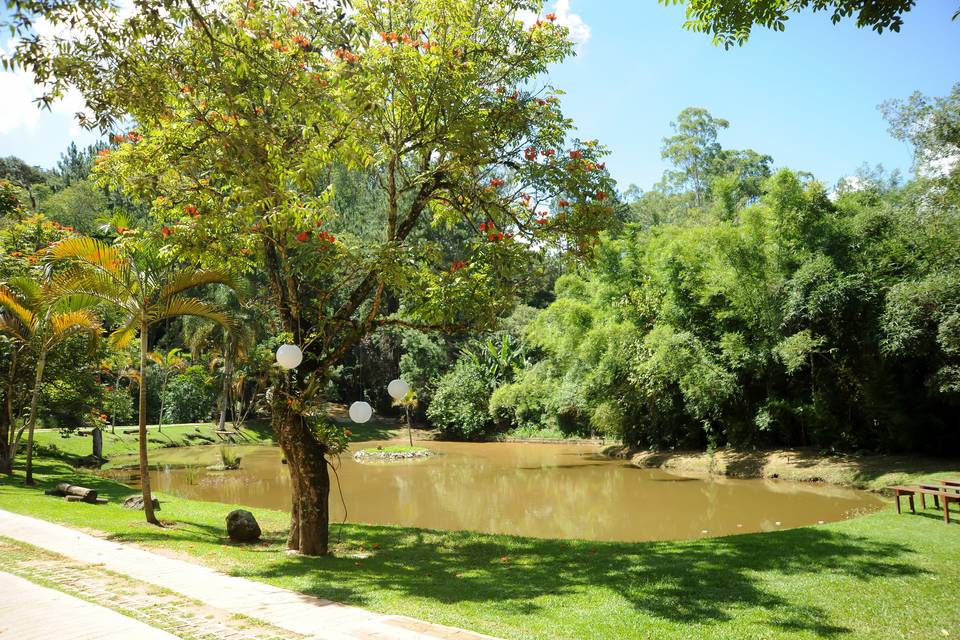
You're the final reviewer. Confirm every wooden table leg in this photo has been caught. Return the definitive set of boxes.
[946,499,951,524]
[909,495,915,513]
[921,493,926,510]
[896,494,902,514]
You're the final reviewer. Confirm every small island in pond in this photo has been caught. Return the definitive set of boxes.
[353,445,434,462]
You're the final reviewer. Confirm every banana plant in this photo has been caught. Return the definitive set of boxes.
[49,237,235,525]
[0,276,101,482]
[460,333,528,388]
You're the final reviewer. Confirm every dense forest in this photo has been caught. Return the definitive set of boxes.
[2,86,959,458]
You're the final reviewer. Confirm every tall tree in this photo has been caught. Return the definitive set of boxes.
[12,0,616,554]
[661,107,730,206]
[49,237,234,524]
[0,277,101,482]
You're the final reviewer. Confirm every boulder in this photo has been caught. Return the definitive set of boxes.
[226,509,261,542]
[122,495,161,511]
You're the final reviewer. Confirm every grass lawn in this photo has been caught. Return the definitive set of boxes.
[360,445,431,454]
[1,455,958,640]
[31,421,276,467]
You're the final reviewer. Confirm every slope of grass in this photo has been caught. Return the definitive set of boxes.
[1,455,958,640]
[32,422,274,467]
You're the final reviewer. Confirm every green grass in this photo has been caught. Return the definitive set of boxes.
[2,455,958,640]
[32,421,274,468]
[360,445,430,454]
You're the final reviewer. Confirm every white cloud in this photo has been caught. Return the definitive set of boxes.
[517,0,592,53]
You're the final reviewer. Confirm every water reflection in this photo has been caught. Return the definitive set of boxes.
[114,440,884,542]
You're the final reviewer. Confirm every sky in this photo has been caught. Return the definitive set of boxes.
[0,1,958,191]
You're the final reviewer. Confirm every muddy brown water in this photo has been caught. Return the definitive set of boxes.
[113,441,884,542]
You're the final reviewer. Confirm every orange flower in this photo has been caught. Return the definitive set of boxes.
[296,231,309,242]
[161,227,171,238]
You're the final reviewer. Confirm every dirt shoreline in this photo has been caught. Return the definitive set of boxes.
[611,447,960,493]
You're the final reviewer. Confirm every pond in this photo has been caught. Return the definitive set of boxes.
[111,440,885,542]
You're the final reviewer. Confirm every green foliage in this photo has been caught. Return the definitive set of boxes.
[161,365,216,424]
[663,0,920,49]
[426,359,492,439]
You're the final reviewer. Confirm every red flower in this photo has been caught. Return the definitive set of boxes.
[559,200,569,207]
[546,12,557,21]
[184,205,199,217]
[479,222,487,232]
[541,149,556,157]
[524,147,537,161]
[161,227,171,237]
[535,218,549,225]
[569,150,582,159]
[296,231,309,242]
[344,429,352,437]
[490,178,504,188]
[596,191,607,201]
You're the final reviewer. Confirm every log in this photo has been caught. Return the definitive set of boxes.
[54,482,98,503]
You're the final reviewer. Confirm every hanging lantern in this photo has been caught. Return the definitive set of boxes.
[349,401,373,424]
[276,344,303,370]
[387,378,410,400]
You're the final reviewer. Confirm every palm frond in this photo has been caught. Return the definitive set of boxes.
[50,267,129,308]
[159,268,236,302]
[110,316,139,349]
[150,296,234,330]
[0,317,28,343]
[0,286,37,334]
[7,276,41,305]
[48,237,125,272]
[50,310,102,343]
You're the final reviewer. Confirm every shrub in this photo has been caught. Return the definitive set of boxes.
[426,359,492,439]
[161,365,216,423]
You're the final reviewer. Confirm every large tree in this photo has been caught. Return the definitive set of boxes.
[9,0,617,554]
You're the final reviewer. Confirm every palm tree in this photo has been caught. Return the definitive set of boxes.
[0,277,101,483]
[148,347,188,433]
[50,237,234,525]
[391,390,419,447]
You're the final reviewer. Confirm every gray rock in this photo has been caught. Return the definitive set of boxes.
[122,495,161,511]
[226,509,261,542]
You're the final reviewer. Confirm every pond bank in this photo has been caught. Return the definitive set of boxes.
[620,447,960,493]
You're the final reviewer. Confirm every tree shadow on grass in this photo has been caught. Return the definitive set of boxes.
[218,523,926,637]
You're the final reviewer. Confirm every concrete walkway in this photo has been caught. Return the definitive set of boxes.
[0,571,180,640]
[0,509,500,640]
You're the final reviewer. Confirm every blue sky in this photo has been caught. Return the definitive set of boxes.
[1,1,958,191]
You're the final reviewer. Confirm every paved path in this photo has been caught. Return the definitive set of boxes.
[0,571,180,640]
[0,509,500,640]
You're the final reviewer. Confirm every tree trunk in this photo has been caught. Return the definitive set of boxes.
[139,324,160,525]
[24,349,47,485]
[406,406,413,447]
[0,350,15,474]
[218,346,233,431]
[274,406,330,555]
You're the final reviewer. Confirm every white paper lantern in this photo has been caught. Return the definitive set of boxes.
[387,378,410,400]
[349,401,373,424]
[276,344,303,370]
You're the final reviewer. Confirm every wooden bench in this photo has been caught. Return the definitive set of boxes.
[890,485,917,514]
[917,484,959,524]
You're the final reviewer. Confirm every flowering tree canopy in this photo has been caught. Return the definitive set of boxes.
[7,0,619,554]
